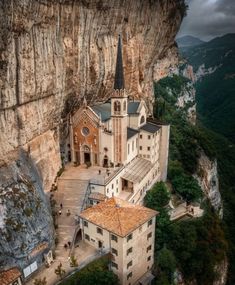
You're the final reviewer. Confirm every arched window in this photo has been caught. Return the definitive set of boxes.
[114,101,121,113]
[123,100,127,111]
[140,115,145,124]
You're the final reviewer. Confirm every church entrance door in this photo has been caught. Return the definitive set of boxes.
[84,152,91,164]
[83,145,91,165]
[103,155,108,168]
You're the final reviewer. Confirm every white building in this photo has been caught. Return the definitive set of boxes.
[69,36,170,206]
[79,197,157,285]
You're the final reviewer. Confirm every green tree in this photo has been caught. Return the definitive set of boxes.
[70,255,78,267]
[34,277,47,285]
[55,262,66,280]
[157,246,176,283]
[144,182,170,210]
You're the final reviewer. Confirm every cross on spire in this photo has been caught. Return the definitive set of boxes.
[114,35,125,90]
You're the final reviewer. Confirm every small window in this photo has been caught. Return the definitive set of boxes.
[127,247,133,256]
[111,262,118,269]
[116,179,118,185]
[147,147,150,151]
[112,184,114,189]
[83,220,88,227]
[128,144,130,155]
[123,100,127,111]
[147,256,151,261]
[127,272,133,280]
[147,232,152,240]
[140,134,143,139]
[112,248,118,256]
[127,260,133,269]
[140,146,142,150]
[107,188,109,193]
[140,115,145,124]
[132,141,134,151]
[148,135,151,139]
[127,233,133,242]
[85,234,90,241]
[147,245,152,252]
[111,234,118,242]
[97,227,103,235]
[148,219,152,227]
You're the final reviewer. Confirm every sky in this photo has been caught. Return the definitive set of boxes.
[177,0,235,41]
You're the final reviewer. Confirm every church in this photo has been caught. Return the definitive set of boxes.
[69,36,170,205]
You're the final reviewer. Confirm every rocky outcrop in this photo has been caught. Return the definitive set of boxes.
[175,81,196,124]
[195,64,222,81]
[195,151,223,216]
[0,150,54,270]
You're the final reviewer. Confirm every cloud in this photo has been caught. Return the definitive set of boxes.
[177,0,235,41]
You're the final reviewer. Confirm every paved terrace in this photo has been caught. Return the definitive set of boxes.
[26,164,117,285]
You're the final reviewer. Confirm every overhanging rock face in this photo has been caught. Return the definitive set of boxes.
[0,0,185,270]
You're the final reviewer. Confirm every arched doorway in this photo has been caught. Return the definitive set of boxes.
[83,145,91,164]
[103,155,108,168]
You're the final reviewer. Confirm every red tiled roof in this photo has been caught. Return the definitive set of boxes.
[80,197,158,237]
[0,268,21,285]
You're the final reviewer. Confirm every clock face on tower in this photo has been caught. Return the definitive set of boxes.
[82,127,90,136]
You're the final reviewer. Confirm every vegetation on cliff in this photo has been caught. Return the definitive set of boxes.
[60,257,118,285]
[148,75,229,284]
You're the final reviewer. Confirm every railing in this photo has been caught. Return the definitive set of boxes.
[56,249,110,285]
[69,182,91,256]
[81,182,91,211]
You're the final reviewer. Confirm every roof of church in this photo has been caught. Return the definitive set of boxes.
[114,35,125,90]
[127,127,139,140]
[127,101,140,114]
[79,197,157,237]
[140,122,161,133]
[0,268,21,285]
[91,101,141,122]
[92,103,111,121]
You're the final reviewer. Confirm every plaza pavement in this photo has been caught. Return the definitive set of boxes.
[26,164,108,285]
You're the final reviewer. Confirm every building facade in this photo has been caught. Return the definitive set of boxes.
[79,197,157,285]
[69,36,170,205]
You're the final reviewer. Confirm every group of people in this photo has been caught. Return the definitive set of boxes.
[64,241,71,250]
[58,203,71,216]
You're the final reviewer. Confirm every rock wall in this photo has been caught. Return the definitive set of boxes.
[195,151,223,216]
[0,150,54,270]
[0,0,185,189]
[175,81,196,124]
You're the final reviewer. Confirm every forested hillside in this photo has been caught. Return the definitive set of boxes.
[180,34,235,143]
[145,75,229,285]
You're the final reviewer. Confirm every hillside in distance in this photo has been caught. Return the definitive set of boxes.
[180,33,235,143]
[176,35,205,47]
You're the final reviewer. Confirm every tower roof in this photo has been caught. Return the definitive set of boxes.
[114,35,125,90]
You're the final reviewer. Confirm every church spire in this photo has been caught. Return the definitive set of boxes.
[114,35,125,90]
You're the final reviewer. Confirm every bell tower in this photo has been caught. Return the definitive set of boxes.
[111,35,128,165]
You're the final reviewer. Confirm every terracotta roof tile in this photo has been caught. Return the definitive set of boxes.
[0,268,21,285]
[89,192,106,201]
[80,197,158,237]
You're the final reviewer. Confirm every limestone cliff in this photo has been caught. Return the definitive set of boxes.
[0,0,185,189]
[0,0,186,271]
[195,151,223,216]
[0,150,54,269]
